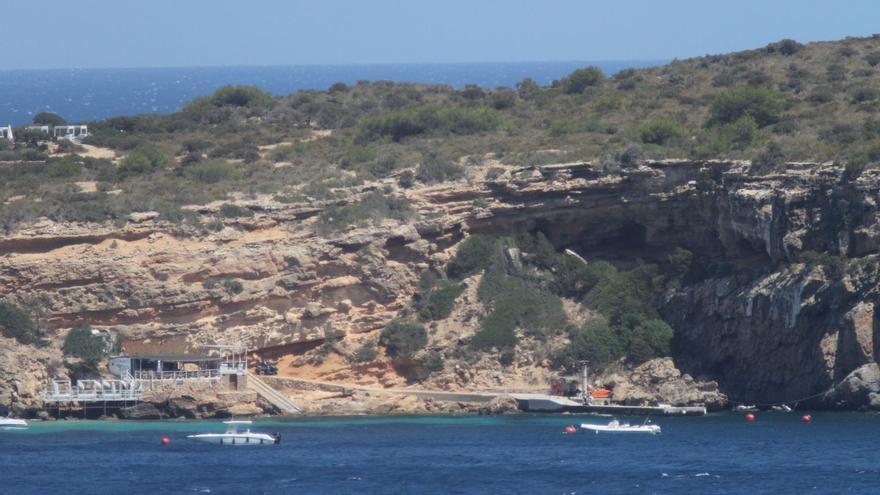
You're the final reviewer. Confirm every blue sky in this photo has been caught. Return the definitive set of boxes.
[3,0,879,70]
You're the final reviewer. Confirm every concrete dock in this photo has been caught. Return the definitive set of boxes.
[510,394,706,416]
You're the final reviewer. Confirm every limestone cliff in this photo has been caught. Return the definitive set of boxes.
[3,159,880,411]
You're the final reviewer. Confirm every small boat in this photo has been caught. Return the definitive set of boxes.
[771,404,793,412]
[187,420,280,446]
[580,418,661,435]
[734,404,758,412]
[0,417,28,429]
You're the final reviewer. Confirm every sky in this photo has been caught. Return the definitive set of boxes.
[2,0,879,70]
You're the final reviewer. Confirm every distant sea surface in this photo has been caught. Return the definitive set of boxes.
[0,61,660,126]
[3,413,879,494]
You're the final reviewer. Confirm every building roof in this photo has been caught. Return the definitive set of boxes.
[115,353,222,363]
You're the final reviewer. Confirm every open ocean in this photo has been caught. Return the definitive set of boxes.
[0,61,660,126]
[2,413,878,494]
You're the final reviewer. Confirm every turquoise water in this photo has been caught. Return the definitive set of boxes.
[3,413,878,494]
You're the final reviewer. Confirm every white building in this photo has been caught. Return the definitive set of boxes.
[53,125,89,141]
[0,125,13,142]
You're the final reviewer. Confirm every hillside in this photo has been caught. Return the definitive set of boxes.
[3,35,880,415]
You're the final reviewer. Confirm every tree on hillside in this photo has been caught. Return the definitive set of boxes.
[562,67,605,94]
[32,112,66,126]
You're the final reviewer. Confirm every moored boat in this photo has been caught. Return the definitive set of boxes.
[0,417,28,429]
[187,420,279,446]
[580,418,661,434]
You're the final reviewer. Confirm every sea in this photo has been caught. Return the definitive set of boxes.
[2,413,877,494]
[0,61,660,126]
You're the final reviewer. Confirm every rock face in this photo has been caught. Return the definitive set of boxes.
[4,159,880,410]
[598,358,726,410]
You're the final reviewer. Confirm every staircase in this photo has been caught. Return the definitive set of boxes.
[247,374,303,415]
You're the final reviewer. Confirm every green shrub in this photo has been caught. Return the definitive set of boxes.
[33,112,66,126]
[627,319,674,363]
[62,325,107,362]
[801,250,846,278]
[316,191,412,232]
[638,120,685,145]
[349,340,379,364]
[562,66,605,94]
[119,143,169,176]
[415,155,463,184]
[470,310,518,350]
[185,160,241,183]
[357,105,501,142]
[418,280,465,321]
[219,204,254,218]
[380,319,428,358]
[0,301,44,346]
[416,350,445,374]
[46,157,83,178]
[750,142,787,175]
[207,85,275,108]
[222,278,244,294]
[552,317,623,370]
[865,51,880,67]
[447,235,499,279]
[708,86,784,127]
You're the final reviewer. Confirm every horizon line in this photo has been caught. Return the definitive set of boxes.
[0,59,668,73]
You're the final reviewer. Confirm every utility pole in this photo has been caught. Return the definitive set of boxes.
[578,360,590,404]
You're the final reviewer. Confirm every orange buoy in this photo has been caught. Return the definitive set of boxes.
[563,425,577,435]
[801,414,812,423]
[745,413,756,422]
[161,436,171,445]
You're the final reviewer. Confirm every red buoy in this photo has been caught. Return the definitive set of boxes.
[801,414,812,423]
[563,425,577,435]
[161,436,171,445]
[745,413,756,422]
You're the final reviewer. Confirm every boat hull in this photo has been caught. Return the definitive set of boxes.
[580,423,661,434]
[0,418,28,429]
[187,433,278,445]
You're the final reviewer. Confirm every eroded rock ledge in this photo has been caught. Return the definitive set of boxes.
[4,159,880,411]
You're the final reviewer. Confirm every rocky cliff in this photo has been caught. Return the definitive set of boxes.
[3,158,880,412]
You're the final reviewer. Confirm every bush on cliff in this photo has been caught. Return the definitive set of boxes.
[638,119,685,146]
[356,105,501,143]
[552,317,622,370]
[119,143,170,176]
[62,325,107,363]
[561,66,605,94]
[447,235,499,279]
[348,340,379,364]
[380,319,428,358]
[315,191,412,232]
[708,86,784,128]
[0,301,45,346]
[418,280,465,321]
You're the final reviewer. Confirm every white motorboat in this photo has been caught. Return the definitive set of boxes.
[734,404,758,412]
[187,420,280,446]
[580,418,661,435]
[771,404,793,412]
[0,417,28,429]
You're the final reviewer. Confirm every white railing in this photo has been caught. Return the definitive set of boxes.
[43,378,142,403]
[133,369,221,381]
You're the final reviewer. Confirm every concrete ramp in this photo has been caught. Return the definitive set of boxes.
[247,374,303,415]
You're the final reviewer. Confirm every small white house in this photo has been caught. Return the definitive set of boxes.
[53,125,89,141]
[0,125,13,142]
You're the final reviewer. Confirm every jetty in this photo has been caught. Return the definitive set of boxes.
[509,393,706,416]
